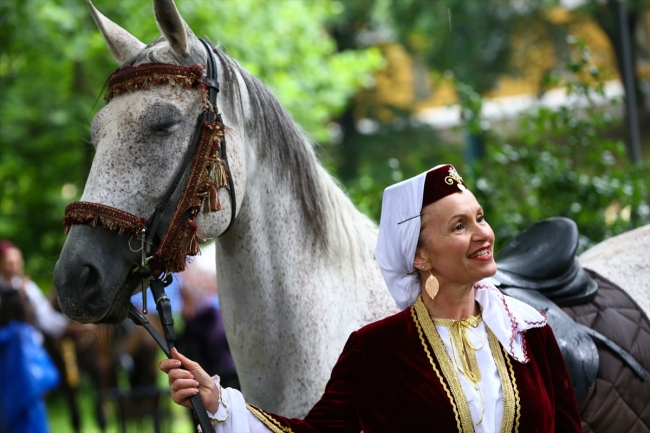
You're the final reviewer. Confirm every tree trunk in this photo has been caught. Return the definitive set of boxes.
[592,1,648,159]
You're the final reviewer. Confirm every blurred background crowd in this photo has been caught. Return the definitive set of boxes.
[0,238,235,432]
[1,0,650,431]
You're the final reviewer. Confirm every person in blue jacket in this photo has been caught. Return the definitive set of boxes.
[0,285,60,433]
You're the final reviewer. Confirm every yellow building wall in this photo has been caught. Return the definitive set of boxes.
[367,7,631,116]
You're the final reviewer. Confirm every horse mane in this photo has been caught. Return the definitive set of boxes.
[124,39,376,266]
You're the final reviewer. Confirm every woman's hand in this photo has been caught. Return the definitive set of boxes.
[159,347,220,413]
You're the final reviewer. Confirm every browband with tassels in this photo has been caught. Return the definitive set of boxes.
[63,43,232,275]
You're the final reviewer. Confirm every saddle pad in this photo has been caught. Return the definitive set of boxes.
[563,270,650,433]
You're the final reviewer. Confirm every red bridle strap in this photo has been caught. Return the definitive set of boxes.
[154,119,226,272]
[104,63,205,103]
[63,202,146,236]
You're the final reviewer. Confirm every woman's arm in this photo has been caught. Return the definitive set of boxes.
[160,332,363,433]
[160,348,271,432]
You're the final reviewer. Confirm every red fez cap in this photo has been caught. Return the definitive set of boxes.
[422,164,468,209]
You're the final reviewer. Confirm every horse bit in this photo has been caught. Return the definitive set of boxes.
[62,39,236,433]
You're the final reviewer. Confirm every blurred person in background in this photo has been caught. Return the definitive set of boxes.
[176,265,239,389]
[0,277,60,432]
[0,240,69,342]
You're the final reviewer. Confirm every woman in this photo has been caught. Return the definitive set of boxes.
[160,164,582,433]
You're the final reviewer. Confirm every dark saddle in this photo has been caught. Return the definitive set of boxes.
[493,217,597,306]
[489,217,647,402]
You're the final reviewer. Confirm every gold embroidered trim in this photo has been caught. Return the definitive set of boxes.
[414,298,474,433]
[487,329,516,433]
[411,307,463,433]
[503,345,521,432]
[246,404,294,433]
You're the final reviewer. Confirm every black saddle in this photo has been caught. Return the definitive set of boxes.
[492,217,597,307]
[489,217,647,402]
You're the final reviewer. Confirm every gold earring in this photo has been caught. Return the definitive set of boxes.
[425,270,439,300]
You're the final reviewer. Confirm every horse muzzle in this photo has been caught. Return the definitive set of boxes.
[54,225,140,324]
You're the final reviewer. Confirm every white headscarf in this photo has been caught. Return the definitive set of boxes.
[375,166,445,310]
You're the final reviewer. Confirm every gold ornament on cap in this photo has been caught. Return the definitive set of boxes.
[425,270,439,300]
[444,166,466,191]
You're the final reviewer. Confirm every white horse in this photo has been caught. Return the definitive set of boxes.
[579,224,650,314]
[53,0,649,428]
[54,0,396,418]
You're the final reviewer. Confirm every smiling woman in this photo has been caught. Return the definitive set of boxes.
[161,164,583,433]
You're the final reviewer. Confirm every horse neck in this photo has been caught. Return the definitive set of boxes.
[221,161,372,275]
[215,160,391,325]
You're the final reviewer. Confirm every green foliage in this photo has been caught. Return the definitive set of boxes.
[0,0,381,288]
[328,118,463,220]
[467,38,650,252]
[182,0,382,142]
[380,0,545,93]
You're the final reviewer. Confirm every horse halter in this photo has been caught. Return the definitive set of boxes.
[63,39,236,278]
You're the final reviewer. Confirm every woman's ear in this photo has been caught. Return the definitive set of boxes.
[413,248,428,271]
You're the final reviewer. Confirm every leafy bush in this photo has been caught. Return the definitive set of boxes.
[467,38,650,252]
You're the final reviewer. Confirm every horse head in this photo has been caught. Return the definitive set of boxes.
[54,0,250,323]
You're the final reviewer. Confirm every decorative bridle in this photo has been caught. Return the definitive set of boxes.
[63,40,236,278]
[62,40,233,433]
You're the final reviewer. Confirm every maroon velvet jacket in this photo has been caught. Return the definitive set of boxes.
[248,306,581,433]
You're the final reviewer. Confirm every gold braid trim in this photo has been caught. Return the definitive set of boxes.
[246,404,294,433]
[487,329,516,433]
[503,345,521,432]
[413,298,473,433]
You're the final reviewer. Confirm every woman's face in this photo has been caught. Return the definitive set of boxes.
[414,190,497,288]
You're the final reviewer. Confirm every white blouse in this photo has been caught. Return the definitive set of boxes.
[435,320,504,432]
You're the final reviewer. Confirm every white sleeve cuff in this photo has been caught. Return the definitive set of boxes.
[203,375,270,433]
[207,376,229,423]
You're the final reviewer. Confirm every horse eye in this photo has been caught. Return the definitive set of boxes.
[151,120,181,136]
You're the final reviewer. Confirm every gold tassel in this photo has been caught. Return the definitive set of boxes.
[201,154,226,213]
[188,231,200,256]
[213,157,228,188]
[206,184,221,213]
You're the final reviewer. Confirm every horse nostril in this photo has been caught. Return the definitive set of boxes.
[80,263,101,291]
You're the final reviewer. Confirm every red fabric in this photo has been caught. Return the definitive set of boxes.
[253,307,581,433]
[422,164,467,209]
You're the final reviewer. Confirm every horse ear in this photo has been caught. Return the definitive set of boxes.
[153,0,199,58]
[87,0,145,64]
